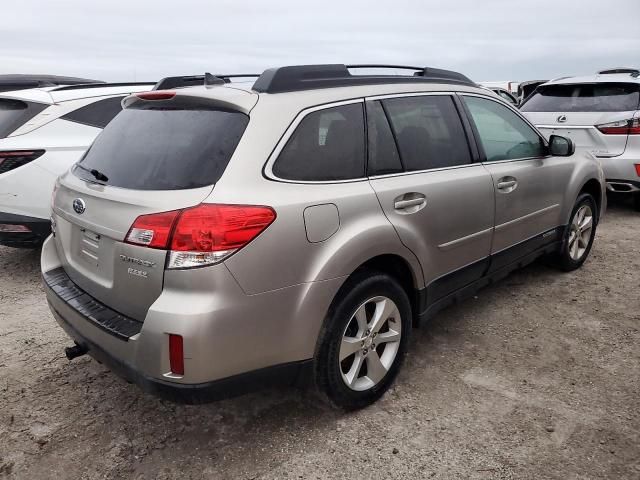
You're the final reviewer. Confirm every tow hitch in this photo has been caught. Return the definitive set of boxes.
[65,343,88,360]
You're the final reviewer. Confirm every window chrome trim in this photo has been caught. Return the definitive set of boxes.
[459,92,551,164]
[264,98,368,185]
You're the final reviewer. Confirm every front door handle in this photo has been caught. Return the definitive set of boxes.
[496,177,518,193]
[393,193,427,213]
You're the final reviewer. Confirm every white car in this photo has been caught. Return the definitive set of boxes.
[521,68,640,211]
[0,82,154,247]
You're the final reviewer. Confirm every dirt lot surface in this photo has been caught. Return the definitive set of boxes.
[1,199,639,480]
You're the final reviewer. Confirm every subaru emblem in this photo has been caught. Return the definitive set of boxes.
[557,115,567,123]
[73,198,86,214]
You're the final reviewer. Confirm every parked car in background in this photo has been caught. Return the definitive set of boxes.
[0,74,103,93]
[485,86,519,106]
[517,79,548,104]
[42,64,604,409]
[521,68,640,210]
[480,80,519,96]
[0,82,154,247]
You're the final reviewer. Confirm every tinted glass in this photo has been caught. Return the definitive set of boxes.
[366,101,402,175]
[521,83,640,112]
[0,99,46,138]
[382,95,471,171]
[273,103,365,181]
[75,105,248,190]
[62,96,125,128]
[464,96,546,161]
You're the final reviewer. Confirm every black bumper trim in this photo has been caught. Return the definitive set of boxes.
[43,267,142,340]
[51,301,313,404]
[0,211,50,248]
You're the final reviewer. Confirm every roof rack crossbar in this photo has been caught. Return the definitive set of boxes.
[597,67,639,75]
[252,64,475,94]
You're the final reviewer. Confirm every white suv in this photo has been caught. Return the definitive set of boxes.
[521,68,640,210]
[0,82,154,247]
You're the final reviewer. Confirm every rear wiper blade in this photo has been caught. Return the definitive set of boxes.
[75,163,108,183]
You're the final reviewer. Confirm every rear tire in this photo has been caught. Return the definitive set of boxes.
[315,271,411,410]
[553,193,598,272]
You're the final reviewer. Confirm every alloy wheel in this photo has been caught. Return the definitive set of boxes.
[339,296,402,391]
[568,204,593,261]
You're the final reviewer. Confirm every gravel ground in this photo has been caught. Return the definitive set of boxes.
[1,198,639,480]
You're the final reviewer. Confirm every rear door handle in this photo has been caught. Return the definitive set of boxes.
[393,194,426,212]
[496,177,518,193]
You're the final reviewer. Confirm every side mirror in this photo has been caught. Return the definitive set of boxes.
[548,135,575,157]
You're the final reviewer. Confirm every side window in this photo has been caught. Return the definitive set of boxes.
[382,95,471,171]
[62,96,126,129]
[464,96,546,162]
[366,100,402,176]
[273,103,365,181]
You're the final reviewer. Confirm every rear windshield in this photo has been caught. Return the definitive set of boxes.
[0,99,47,138]
[521,83,640,112]
[74,103,249,190]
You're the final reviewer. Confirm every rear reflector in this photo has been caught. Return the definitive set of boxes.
[0,224,31,233]
[136,91,176,100]
[125,204,276,269]
[596,117,640,135]
[168,334,184,375]
[635,164,640,177]
[0,150,45,174]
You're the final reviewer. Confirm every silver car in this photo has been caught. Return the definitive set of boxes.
[521,68,640,210]
[42,65,606,409]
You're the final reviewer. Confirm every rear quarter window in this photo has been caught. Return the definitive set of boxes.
[0,99,47,138]
[62,96,126,129]
[74,101,249,190]
[272,103,366,181]
[521,83,640,112]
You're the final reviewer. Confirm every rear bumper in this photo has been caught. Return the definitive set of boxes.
[41,235,341,402]
[0,211,50,248]
[600,154,640,191]
[606,178,640,194]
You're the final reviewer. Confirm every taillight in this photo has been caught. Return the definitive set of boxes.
[0,150,45,174]
[168,334,184,375]
[125,204,276,269]
[596,117,640,135]
[136,91,176,100]
[125,210,180,248]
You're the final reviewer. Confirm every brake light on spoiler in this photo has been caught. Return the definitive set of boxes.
[125,204,276,269]
[596,117,640,135]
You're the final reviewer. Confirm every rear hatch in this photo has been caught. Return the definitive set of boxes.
[52,92,251,321]
[521,82,640,157]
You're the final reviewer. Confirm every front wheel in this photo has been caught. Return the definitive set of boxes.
[553,193,598,271]
[315,272,412,410]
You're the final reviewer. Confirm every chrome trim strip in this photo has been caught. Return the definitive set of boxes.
[494,204,560,231]
[438,227,493,251]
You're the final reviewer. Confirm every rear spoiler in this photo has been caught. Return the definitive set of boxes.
[153,73,260,90]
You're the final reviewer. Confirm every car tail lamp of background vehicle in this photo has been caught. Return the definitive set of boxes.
[125,204,276,269]
[0,150,44,174]
[596,117,640,135]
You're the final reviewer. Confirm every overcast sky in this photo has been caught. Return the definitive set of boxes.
[2,0,638,83]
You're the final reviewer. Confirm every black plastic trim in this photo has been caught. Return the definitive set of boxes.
[43,268,142,340]
[51,82,153,92]
[252,64,475,94]
[0,211,50,248]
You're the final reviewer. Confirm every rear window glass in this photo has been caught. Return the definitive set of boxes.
[521,83,640,112]
[62,96,125,129]
[74,104,248,190]
[0,99,47,138]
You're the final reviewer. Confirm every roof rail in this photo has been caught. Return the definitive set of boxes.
[51,82,154,92]
[153,73,261,91]
[597,67,640,75]
[0,74,104,93]
[251,64,475,94]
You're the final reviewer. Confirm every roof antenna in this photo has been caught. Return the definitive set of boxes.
[204,72,225,88]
